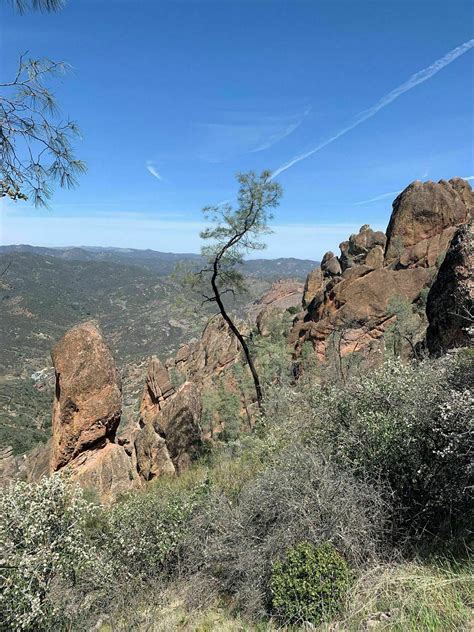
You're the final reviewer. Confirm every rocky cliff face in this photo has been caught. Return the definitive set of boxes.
[169,315,243,385]
[134,357,202,481]
[45,326,205,499]
[426,220,473,354]
[48,322,137,501]
[292,178,473,362]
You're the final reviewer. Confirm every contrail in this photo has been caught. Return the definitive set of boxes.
[146,161,163,181]
[353,175,474,206]
[353,190,401,206]
[271,39,474,179]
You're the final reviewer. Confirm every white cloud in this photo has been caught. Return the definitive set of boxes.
[353,174,474,207]
[271,39,474,179]
[146,161,163,181]
[196,105,311,162]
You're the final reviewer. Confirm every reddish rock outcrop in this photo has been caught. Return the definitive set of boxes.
[426,221,473,354]
[135,423,175,481]
[171,315,243,384]
[50,322,122,472]
[135,380,202,481]
[66,443,137,504]
[385,178,472,268]
[250,278,304,337]
[139,356,175,426]
[252,278,304,312]
[293,178,473,363]
[152,382,202,472]
[303,267,324,309]
[340,225,387,271]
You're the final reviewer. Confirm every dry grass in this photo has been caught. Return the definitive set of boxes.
[324,560,474,631]
[100,560,472,631]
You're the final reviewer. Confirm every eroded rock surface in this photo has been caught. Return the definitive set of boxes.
[50,322,122,472]
[139,356,175,426]
[293,178,473,363]
[171,315,243,384]
[135,379,202,481]
[385,178,472,268]
[426,221,474,354]
[66,443,137,504]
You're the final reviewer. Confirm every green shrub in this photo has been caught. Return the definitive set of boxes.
[201,381,242,441]
[183,447,385,619]
[270,541,352,626]
[104,472,209,579]
[313,354,474,542]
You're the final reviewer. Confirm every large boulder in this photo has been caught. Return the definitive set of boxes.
[50,322,122,472]
[321,251,342,277]
[385,178,472,267]
[426,221,473,354]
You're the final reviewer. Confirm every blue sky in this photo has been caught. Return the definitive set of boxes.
[1,0,473,259]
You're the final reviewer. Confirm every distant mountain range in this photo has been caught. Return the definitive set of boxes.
[0,245,319,279]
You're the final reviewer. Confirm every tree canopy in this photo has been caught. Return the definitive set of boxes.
[0,55,85,206]
[198,170,283,408]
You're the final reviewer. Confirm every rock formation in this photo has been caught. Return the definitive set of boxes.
[339,225,386,271]
[42,324,205,497]
[426,220,473,354]
[385,178,472,268]
[139,355,176,426]
[293,178,473,361]
[50,322,122,471]
[250,278,304,315]
[252,279,304,337]
[170,315,243,384]
[134,357,202,481]
[67,443,136,504]
[48,322,137,502]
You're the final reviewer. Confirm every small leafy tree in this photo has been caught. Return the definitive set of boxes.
[197,170,282,408]
[1,55,86,206]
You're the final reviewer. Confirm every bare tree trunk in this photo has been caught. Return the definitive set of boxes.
[211,263,263,409]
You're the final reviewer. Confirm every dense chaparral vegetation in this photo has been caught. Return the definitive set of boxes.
[1,313,472,630]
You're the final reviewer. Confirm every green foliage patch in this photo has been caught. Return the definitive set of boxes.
[270,541,352,626]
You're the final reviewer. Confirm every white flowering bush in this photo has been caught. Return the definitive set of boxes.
[0,474,111,631]
[105,475,209,579]
[313,353,473,540]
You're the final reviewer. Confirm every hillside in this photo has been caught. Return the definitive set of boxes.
[0,245,319,280]
[0,250,308,454]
